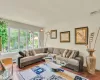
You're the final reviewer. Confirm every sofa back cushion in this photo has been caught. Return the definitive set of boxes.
[53,48,60,55]
[59,49,66,54]
[48,48,54,53]
[35,48,44,54]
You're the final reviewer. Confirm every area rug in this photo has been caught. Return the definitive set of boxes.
[18,63,88,80]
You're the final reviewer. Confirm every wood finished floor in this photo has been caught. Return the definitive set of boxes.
[13,61,100,80]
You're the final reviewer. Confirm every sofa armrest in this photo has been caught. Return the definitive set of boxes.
[75,56,84,72]
[17,57,23,68]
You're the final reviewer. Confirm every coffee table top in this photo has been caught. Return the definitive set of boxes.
[18,62,88,80]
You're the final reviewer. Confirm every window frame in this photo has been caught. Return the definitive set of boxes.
[3,27,40,53]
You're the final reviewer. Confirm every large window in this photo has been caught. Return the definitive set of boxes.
[3,27,40,53]
[10,28,19,52]
[3,28,8,52]
[34,32,39,48]
[27,32,33,49]
[20,30,27,50]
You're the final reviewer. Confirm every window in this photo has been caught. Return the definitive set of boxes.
[27,32,33,49]
[10,28,19,52]
[34,32,39,48]
[3,28,9,52]
[20,30,27,51]
[2,27,40,53]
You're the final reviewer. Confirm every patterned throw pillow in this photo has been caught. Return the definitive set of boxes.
[28,50,36,56]
[65,50,72,58]
[72,50,79,58]
[69,51,75,58]
[24,50,30,57]
[62,49,69,57]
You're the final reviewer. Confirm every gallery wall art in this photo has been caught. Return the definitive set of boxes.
[50,30,57,39]
[75,27,88,44]
[60,31,70,42]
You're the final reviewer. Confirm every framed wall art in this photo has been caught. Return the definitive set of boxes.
[50,30,57,39]
[60,31,70,42]
[75,27,88,44]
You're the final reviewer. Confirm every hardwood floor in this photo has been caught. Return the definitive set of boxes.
[13,61,100,80]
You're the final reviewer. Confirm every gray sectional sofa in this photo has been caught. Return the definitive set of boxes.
[17,47,84,72]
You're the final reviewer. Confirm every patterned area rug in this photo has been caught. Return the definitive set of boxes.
[18,63,88,80]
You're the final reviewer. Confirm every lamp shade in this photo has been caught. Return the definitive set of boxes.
[0,36,2,51]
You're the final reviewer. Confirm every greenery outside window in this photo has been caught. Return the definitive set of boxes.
[34,32,39,48]
[20,30,27,51]
[10,28,19,52]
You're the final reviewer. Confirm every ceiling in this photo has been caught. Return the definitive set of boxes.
[0,0,100,27]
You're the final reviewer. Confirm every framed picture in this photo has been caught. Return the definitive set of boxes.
[75,27,88,44]
[50,30,57,39]
[60,31,70,42]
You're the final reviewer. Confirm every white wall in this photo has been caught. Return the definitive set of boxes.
[44,14,100,70]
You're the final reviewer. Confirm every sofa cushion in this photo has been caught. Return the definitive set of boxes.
[56,55,68,62]
[62,49,69,57]
[65,50,72,58]
[35,48,44,54]
[67,59,79,66]
[53,48,60,55]
[48,48,54,53]
[20,55,44,63]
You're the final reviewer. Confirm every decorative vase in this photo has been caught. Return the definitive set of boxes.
[86,49,96,75]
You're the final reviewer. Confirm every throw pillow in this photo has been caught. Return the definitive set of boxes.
[28,50,36,56]
[48,48,54,53]
[65,50,72,58]
[24,50,30,57]
[32,50,36,55]
[44,48,48,53]
[19,51,26,57]
[72,50,79,58]
[69,51,75,58]
[62,49,69,57]
[53,48,60,55]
